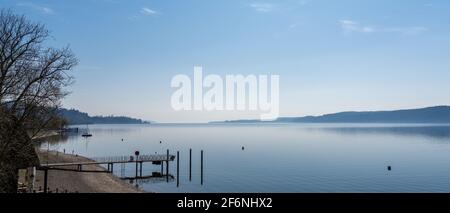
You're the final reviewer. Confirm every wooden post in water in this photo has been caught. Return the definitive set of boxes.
[189,148,192,181]
[108,163,113,173]
[177,151,180,187]
[139,162,143,177]
[166,149,169,182]
[111,163,114,173]
[43,169,48,193]
[160,161,163,174]
[135,161,138,178]
[135,151,140,178]
[201,150,203,185]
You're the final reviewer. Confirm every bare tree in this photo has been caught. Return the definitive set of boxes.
[0,9,77,136]
[0,9,77,193]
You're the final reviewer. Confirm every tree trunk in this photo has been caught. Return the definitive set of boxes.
[0,110,40,193]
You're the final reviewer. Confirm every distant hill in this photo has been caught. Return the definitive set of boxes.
[216,106,450,124]
[58,108,150,125]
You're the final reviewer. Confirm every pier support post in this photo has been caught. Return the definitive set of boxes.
[111,163,114,173]
[201,150,203,185]
[166,149,169,182]
[177,151,180,187]
[139,162,143,177]
[161,162,163,174]
[43,169,48,193]
[135,161,138,178]
[135,151,140,178]
[189,148,192,181]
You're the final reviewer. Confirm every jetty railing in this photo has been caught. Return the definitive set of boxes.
[37,152,176,193]
[91,154,176,164]
[36,149,204,193]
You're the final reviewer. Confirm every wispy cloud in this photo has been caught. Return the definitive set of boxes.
[339,20,375,33]
[250,3,274,13]
[17,2,54,15]
[140,7,157,16]
[339,19,428,35]
[128,7,159,20]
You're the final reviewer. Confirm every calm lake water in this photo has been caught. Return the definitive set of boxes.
[40,123,450,192]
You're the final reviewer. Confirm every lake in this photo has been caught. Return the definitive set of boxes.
[40,123,450,192]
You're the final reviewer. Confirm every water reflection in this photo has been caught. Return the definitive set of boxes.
[324,125,450,139]
[35,133,75,145]
[71,125,144,134]
[36,124,450,192]
[124,174,175,185]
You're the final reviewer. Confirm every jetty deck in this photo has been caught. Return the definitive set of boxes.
[40,154,175,168]
[35,149,203,193]
[37,152,177,193]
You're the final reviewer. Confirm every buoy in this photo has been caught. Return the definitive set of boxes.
[160,141,162,144]
[242,146,245,150]
[387,166,392,171]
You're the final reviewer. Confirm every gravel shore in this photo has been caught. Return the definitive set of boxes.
[35,150,143,193]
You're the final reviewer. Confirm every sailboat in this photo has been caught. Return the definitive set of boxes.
[82,124,93,137]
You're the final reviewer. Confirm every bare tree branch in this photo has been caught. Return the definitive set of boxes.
[0,9,77,135]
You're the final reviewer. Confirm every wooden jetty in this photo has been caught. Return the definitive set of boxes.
[37,152,176,193]
[36,149,204,193]
[42,154,175,168]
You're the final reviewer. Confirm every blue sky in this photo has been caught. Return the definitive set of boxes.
[2,0,450,122]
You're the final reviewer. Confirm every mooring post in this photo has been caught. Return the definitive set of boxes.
[201,150,203,185]
[111,163,114,173]
[177,151,180,187]
[135,151,140,178]
[139,162,143,177]
[160,161,163,174]
[135,162,138,178]
[166,149,169,182]
[107,163,110,172]
[44,169,48,193]
[189,148,192,181]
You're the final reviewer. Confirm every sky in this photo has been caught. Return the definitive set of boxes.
[1,0,450,123]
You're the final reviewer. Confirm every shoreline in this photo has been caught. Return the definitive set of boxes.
[31,130,60,140]
[34,150,144,193]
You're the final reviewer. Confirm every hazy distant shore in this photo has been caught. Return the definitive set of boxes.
[35,150,143,193]
[212,106,450,124]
